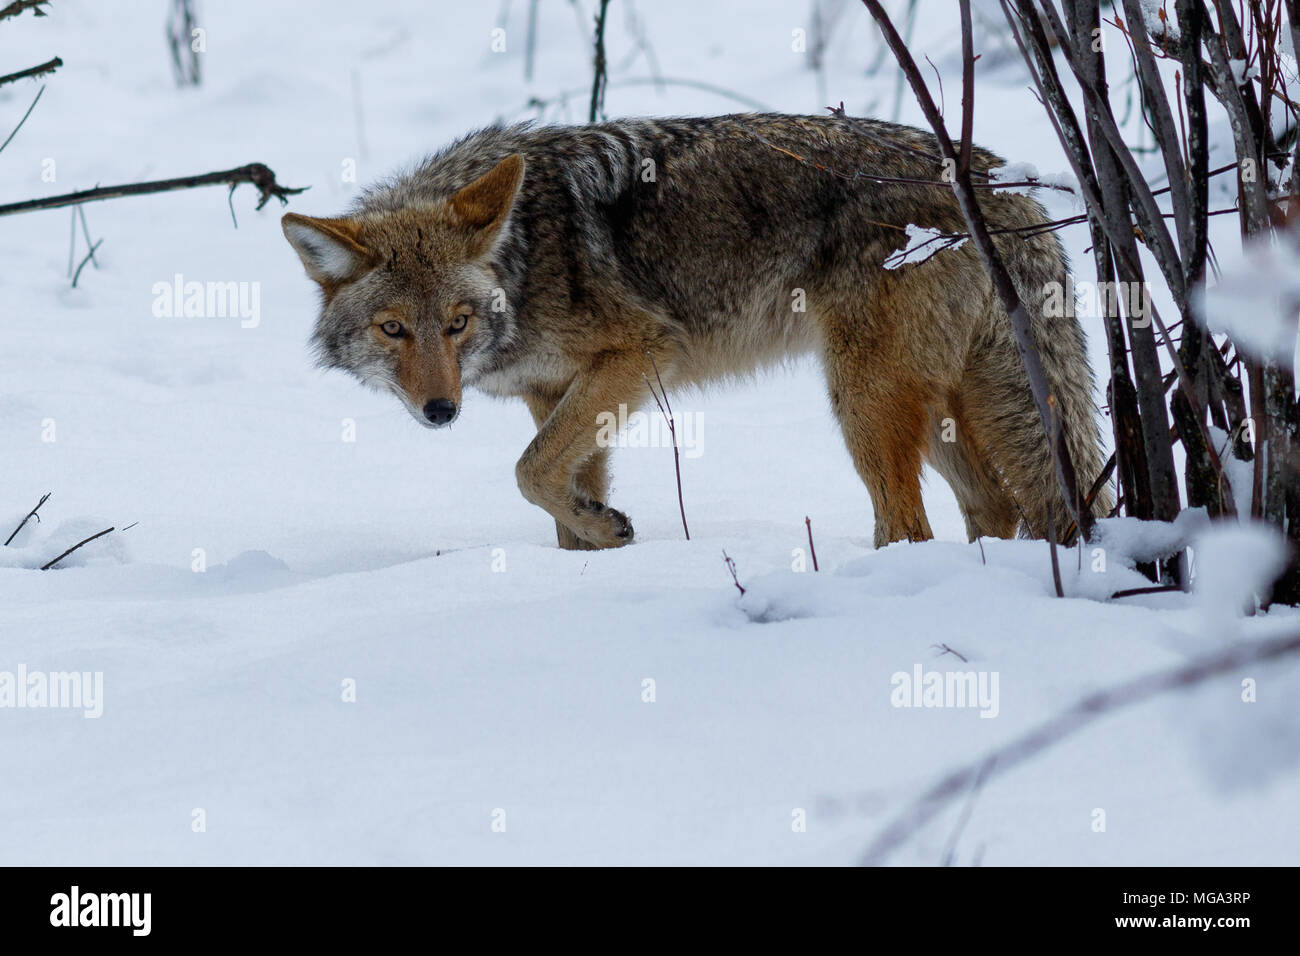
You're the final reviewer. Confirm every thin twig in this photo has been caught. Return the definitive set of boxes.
[4,492,51,546]
[588,0,611,122]
[76,205,98,270]
[722,550,746,596]
[805,516,819,571]
[70,239,102,288]
[644,353,689,540]
[0,83,44,155]
[931,643,969,663]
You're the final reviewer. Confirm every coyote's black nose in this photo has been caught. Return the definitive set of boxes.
[423,399,457,425]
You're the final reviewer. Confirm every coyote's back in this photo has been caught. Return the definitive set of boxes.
[284,113,1109,550]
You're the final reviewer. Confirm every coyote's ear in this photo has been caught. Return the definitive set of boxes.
[281,213,372,286]
[448,154,525,249]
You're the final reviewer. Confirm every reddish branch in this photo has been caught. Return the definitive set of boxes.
[722,550,746,596]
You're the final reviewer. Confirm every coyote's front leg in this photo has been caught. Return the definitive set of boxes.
[517,351,650,549]
[525,395,611,551]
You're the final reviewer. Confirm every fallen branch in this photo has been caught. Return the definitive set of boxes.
[1110,584,1183,599]
[41,526,114,570]
[861,627,1300,865]
[0,0,51,20]
[4,491,50,546]
[0,55,61,88]
[0,162,307,218]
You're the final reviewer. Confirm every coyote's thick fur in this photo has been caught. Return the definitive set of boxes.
[283,113,1108,550]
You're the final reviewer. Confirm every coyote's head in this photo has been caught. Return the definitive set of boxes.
[282,154,524,428]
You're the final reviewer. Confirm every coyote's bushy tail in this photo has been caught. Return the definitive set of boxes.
[993,226,1113,541]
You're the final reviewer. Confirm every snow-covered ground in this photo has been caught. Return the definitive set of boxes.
[1,0,1296,865]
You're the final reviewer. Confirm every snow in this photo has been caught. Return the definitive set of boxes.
[882,223,967,270]
[1,0,1298,866]
[1139,0,1181,43]
[1199,235,1300,364]
[1229,57,1261,88]
[1191,522,1290,629]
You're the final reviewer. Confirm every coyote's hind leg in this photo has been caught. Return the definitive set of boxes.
[821,330,935,548]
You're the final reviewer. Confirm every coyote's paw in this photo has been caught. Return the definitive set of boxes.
[566,498,634,549]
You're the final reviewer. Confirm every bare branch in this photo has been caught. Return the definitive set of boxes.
[4,492,51,546]
[721,550,746,597]
[0,0,50,22]
[41,526,115,570]
[0,163,307,219]
[862,627,1300,865]
[588,0,611,122]
[0,55,61,88]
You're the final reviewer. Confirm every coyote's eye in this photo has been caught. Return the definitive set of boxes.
[448,308,471,334]
[380,319,404,337]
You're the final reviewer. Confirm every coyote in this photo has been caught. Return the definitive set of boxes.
[283,113,1108,550]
